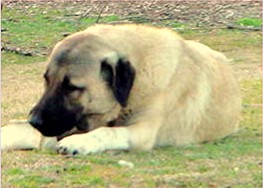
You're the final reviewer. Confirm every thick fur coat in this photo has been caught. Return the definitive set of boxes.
[2,24,241,155]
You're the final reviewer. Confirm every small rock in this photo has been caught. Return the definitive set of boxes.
[74,11,82,16]
[234,167,239,172]
[118,160,134,168]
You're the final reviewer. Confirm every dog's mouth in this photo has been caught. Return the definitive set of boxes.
[56,117,119,141]
[57,127,88,141]
[56,113,90,140]
[54,107,131,140]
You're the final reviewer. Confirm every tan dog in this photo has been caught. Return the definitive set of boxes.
[2,24,241,155]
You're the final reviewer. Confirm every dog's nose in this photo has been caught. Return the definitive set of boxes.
[29,115,43,129]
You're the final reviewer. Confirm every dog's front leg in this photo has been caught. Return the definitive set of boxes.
[1,123,57,151]
[57,120,162,155]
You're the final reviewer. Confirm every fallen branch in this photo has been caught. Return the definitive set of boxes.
[227,24,262,31]
[1,45,34,56]
[81,8,93,18]
[95,2,109,23]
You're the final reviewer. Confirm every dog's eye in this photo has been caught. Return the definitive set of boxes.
[101,61,114,86]
[62,76,85,93]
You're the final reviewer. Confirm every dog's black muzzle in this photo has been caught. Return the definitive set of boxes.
[29,92,88,137]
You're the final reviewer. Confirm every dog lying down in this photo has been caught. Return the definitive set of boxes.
[1,24,241,155]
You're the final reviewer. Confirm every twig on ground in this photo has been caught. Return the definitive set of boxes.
[227,24,262,31]
[81,8,93,18]
[1,44,34,56]
[95,2,109,23]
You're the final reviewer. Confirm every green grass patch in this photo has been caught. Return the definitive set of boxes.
[236,17,262,27]
[10,175,55,188]
[2,6,120,61]
[1,52,45,66]
[6,168,25,175]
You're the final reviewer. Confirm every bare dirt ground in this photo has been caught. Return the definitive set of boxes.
[3,0,261,27]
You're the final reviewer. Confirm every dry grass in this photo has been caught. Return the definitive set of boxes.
[2,61,45,125]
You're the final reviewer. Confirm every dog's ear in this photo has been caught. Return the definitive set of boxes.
[101,58,135,107]
[114,58,135,107]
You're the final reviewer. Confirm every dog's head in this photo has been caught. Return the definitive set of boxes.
[29,34,135,137]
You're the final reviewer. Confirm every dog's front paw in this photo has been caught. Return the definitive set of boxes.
[57,133,105,155]
[57,127,130,155]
